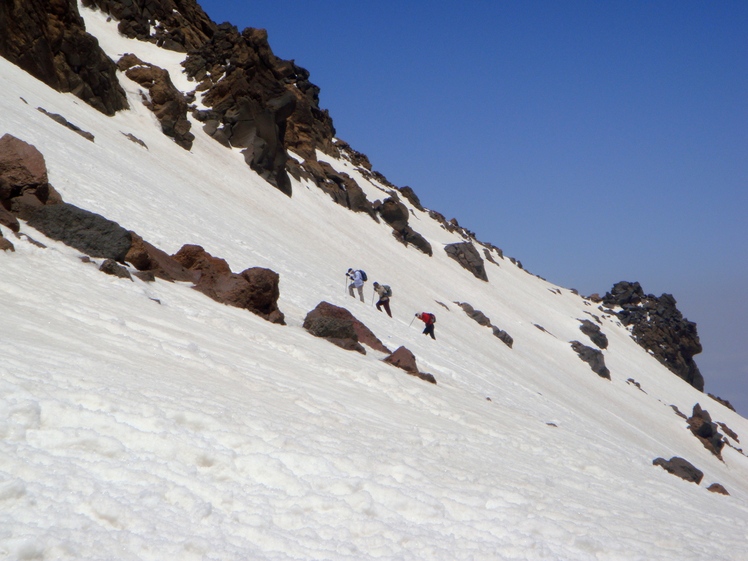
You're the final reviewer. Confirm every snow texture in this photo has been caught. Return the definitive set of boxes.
[1,4,747,560]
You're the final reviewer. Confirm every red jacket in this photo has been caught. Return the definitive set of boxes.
[418,313,435,325]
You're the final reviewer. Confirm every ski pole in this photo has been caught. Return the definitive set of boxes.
[409,315,416,327]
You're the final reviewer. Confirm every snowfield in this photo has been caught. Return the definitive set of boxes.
[1,5,747,560]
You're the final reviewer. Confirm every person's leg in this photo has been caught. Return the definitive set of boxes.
[383,300,392,317]
[357,285,364,302]
[348,283,355,298]
[376,299,383,312]
[426,324,435,339]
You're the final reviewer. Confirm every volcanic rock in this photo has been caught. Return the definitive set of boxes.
[125,233,198,283]
[445,242,488,281]
[26,203,133,262]
[570,341,610,379]
[579,319,608,349]
[0,0,127,115]
[687,404,725,459]
[653,456,703,484]
[303,301,390,354]
[603,281,703,390]
[383,347,437,384]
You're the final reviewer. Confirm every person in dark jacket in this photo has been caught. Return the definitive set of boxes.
[372,282,392,317]
[415,312,436,339]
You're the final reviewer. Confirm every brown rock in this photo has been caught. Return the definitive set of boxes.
[707,483,730,496]
[0,235,15,252]
[0,134,48,192]
[303,301,389,354]
[384,346,419,373]
[126,233,199,283]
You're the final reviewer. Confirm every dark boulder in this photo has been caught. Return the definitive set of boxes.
[445,242,488,282]
[397,186,425,212]
[492,327,514,348]
[603,281,704,390]
[687,404,725,459]
[0,134,48,192]
[303,301,389,354]
[26,203,132,262]
[579,319,608,349]
[570,341,610,379]
[99,258,132,280]
[0,231,14,252]
[0,0,127,115]
[653,456,703,485]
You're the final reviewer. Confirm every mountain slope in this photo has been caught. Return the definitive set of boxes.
[1,4,747,560]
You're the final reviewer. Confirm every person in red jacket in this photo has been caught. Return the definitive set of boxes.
[415,312,436,340]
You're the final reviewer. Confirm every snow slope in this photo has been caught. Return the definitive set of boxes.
[1,5,747,560]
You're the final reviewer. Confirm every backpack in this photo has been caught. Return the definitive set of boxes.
[358,270,367,281]
[382,285,392,297]
[423,312,435,323]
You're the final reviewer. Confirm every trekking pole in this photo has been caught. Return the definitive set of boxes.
[409,315,416,327]
[371,292,375,305]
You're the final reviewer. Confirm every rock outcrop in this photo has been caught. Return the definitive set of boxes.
[117,54,194,150]
[373,196,432,255]
[0,0,128,115]
[456,302,513,348]
[603,281,704,390]
[81,0,217,52]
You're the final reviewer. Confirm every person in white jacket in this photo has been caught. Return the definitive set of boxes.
[346,268,365,302]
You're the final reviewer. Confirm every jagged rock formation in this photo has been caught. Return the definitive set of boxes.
[81,0,216,52]
[37,108,95,142]
[185,23,332,195]
[570,341,610,379]
[652,456,703,484]
[117,54,194,150]
[603,281,704,390]
[0,0,128,115]
[445,242,488,281]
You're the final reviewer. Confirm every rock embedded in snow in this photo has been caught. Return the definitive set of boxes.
[652,456,704,485]
[579,319,609,349]
[383,346,437,384]
[687,404,726,459]
[570,340,611,379]
[303,301,390,354]
[445,242,488,282]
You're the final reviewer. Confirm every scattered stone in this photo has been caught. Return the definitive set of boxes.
[653,456,703,484]
[0,234,15,252]
[37,108,95,142]
[707,483,730,496]
[99,258,132,280]
[382,346,437,384]
[570,341,610,379]
[122,133,148,149]
[492,327,514,348]
[626,379,646,393]
[670,405,687,419]
[708,394,736,412]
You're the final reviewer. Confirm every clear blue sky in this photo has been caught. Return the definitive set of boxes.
[196,1,747,416]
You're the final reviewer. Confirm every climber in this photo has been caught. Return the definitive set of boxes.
[346,268,366,302]
[415,312,436,340]
[372,282,393,318]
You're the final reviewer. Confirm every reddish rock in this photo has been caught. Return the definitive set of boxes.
[172,244,284,324]
[0,205,20,233]
[304,301,389,354]
[0,234,14,252]
[0,134,48,193]
[126,233,199,283]
[384,346,419,373]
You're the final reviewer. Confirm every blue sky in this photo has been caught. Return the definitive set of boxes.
[196,1,747,415]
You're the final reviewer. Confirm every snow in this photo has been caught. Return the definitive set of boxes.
[1,5,747,560]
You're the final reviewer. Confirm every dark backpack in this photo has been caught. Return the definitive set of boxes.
[382,285,392,297]
[358,270,367,281]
